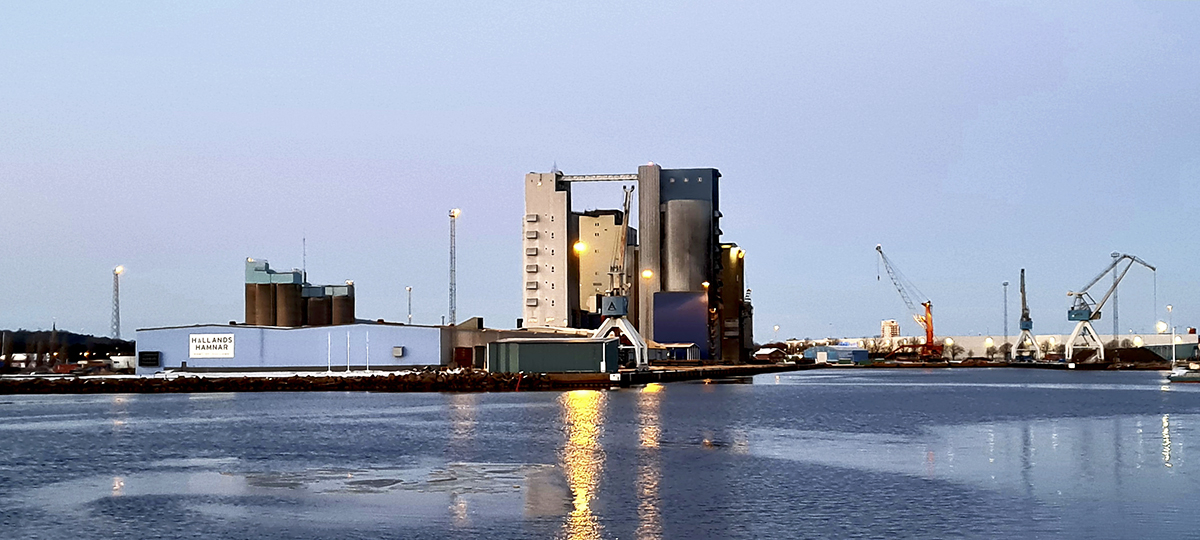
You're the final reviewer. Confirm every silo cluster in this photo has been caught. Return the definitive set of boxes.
[521,164,754,362]
[243,258,355,327]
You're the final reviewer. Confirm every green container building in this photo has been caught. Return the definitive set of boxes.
[487,338,619,374]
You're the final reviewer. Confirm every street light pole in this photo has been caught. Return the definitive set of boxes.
[406,286,413,325]
[1168,304,1175,366]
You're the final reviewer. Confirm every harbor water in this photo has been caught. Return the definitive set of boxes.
[1,369,1197,539]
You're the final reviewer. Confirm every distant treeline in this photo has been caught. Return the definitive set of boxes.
[1,329,135,368]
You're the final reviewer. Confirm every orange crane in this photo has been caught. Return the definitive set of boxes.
[876,245,944,360]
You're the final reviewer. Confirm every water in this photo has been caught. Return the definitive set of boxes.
[1,369,1197,539]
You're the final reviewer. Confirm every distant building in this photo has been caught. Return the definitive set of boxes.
[753,348,786,362]
[521,165,754,363]
[881,319,900,339]
[576,210,628,314]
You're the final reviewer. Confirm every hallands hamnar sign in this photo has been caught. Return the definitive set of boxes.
[189,334,235,358]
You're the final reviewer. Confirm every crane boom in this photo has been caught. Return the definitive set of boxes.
[876,244,942,360]
[1072,253,1155,301]
[1065,252,1156,362]
[608,186,634,295]
[1068,253,1155,321]
[876,245,926,314]
[1019,269,1030,322]
[1014,268,1042,360]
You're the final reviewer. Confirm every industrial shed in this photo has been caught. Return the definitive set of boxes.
[487,337,619,374]
[134,323,445,375]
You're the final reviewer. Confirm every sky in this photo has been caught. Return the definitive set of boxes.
[2,1,1198,341]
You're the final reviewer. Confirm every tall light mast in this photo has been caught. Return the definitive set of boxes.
[448,209,461,326]
[112,265,125,339]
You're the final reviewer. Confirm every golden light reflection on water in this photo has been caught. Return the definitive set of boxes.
[559,390,605,540]
[636,384,663,540]
[639,385,663,449]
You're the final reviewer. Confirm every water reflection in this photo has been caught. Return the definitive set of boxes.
[637,384,663,540]
[447,393,479,527]
[1161,414,1172,468]
[559,390,606,540]
[750,413,1196,504]
[448,393,477,455]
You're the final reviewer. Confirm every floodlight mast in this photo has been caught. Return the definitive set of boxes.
[1065,253,1155,361]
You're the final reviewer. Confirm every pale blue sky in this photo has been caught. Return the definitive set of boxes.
[2,1,1197,340]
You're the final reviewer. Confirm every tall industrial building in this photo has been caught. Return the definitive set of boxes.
[521,163,753,362]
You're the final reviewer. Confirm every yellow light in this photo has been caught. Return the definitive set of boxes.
[1174,336,1183,344]
[701,281,709,288]
[641,269,654,279]
[737,249,745,259]
[984,337,994,348]
[114,265,125,275]
[560,390,604,538]
[641,383,664,393]
[449,208,461,218]
[1156,321,1168,334]
[945,338,954,346]
[573,241,587,254]
[1133,336,1144,347]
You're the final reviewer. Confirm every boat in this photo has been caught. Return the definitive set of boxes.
[1168,363,1200,383]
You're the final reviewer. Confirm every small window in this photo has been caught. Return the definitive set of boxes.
[526,281,538,290]
[526,247,538,256]
[526,298,539,306]
[526,214,539,222]
[525,265,539,273]
[526,231,539,239]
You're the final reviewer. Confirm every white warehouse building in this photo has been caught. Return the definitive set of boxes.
[135,323,447,375]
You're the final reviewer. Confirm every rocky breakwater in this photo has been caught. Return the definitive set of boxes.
[0,369,554,394]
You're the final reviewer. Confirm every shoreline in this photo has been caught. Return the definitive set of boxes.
[0,361,1173,395]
